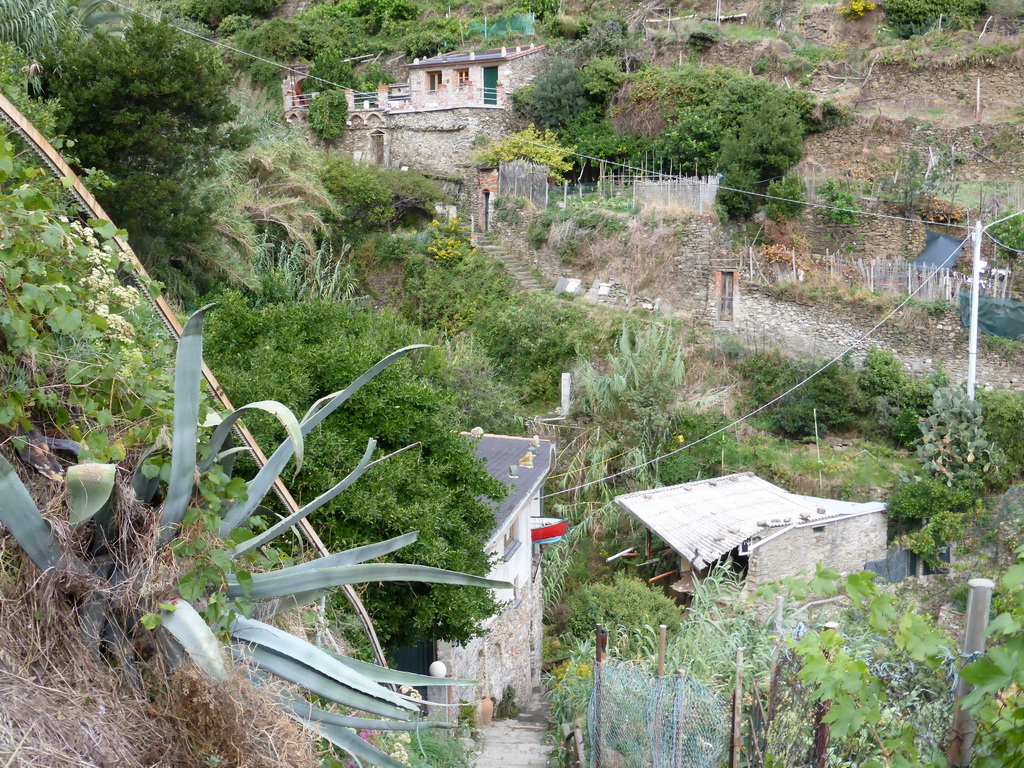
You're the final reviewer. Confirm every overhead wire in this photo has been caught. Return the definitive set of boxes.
[100,3,968,227]
[95,6,997,496]
[544,232,974,499]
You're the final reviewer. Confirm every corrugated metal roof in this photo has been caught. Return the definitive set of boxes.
[468,433,554,543]
[407,44,546,68]
[615,473,884,569]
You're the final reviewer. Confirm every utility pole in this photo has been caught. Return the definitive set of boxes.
[967,219,982,400]
[948,578,995,768]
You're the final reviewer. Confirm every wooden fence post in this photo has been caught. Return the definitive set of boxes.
[594,623,604,768]
[730,647,745,768]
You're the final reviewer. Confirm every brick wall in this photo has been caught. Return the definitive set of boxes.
[748,512,887,586]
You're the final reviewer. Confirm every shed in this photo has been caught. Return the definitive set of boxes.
[614,473,887,589]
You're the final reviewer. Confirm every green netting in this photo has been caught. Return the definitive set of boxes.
[958,290,1024,341]
[466,13,535,38]
[587,661,728,768]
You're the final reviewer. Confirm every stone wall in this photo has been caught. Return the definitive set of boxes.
[726,284,1024,388]
[803,209,933,259]
[429,560,543,710]
[672,215,725,316]
[748,512,888,586]
[340,108,526,178]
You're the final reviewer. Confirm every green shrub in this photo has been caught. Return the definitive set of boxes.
[308,89,349,142]
[817,180,860,225]
[884,0,985,36]
[765,176,807,220]
[860,347,907,399]
[566,573,681,639]
[529,58,592,130]
[181,0,280,28]
[887,477,976,564]
[980,390,1024,482]
[473,294,595,401]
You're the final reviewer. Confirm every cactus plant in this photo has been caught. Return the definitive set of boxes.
[915,384,1003,486]
[0,305,509,767]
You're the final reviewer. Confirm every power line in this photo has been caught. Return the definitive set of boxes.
[104,0,364,92]
[478,128,968,230]
[93,6,972,227]
[984,230,1024,255]
[543,233,973,499]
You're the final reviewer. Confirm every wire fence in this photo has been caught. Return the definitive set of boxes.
[588,660,729,768]
[744,251,1015,305]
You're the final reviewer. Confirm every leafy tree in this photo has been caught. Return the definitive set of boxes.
[988,210,1024,272]
[580,57,624,104]
[765,176,806,220]
[308,88,349,142]
[319,154,442,230]
[44,16,250,295]
[528,58,591,130]
[203,292,505,649]
[717,100,805,218]
[477,126,575,182]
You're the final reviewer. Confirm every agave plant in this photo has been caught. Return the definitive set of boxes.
[0,305,510,767]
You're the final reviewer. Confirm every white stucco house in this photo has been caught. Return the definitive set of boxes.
[422,432,555,712]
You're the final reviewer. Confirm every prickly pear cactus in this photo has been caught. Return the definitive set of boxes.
[916,385,1003,485]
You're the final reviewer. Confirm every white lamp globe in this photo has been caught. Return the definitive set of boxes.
[428,661,447,678]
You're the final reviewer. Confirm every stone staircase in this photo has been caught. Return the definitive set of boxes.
[475,233,545,292]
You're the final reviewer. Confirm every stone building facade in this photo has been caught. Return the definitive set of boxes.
[424,434,554,714]
[720,284,1024,389]
[746,510,888,586]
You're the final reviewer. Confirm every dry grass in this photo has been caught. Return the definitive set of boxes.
[0,447,318,768]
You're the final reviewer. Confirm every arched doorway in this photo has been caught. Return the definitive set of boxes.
[482,189,491,231]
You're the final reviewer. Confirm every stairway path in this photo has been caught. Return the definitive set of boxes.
[476,235,545,292]
[474,695,551,768]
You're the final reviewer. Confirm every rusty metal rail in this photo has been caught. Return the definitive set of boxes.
[0,92,388,667]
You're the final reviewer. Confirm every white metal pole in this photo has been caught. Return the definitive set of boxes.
[967,220,982,400]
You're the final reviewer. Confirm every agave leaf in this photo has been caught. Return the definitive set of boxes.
[266,532,419,575]
[230,644,414,720]
[245,672,450,733]
[327,650,474,688]
[0,456,62,571]
[67,463,116,526]
[159,599,229,682]
[230,616,407,709]
[257,589,329,619]
[159,304,216,544]
[228,440,377,557]
[227,562,512,601]
[199,400,303,474]
[286,696,451,731]
[315,721,412,768]
[219,345,428,537]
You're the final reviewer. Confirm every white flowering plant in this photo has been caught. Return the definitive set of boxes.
[0,139,177,463]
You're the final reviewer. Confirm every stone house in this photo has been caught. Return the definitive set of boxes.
[422,432,554,713]
[614,472,886,592]
[337,46,546,177]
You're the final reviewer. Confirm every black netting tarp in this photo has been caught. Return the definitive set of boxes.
[958,290,1024,341]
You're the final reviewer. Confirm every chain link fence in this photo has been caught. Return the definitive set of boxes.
[587,660,729,768]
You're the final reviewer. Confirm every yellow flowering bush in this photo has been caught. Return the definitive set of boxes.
[426,217,477,264]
